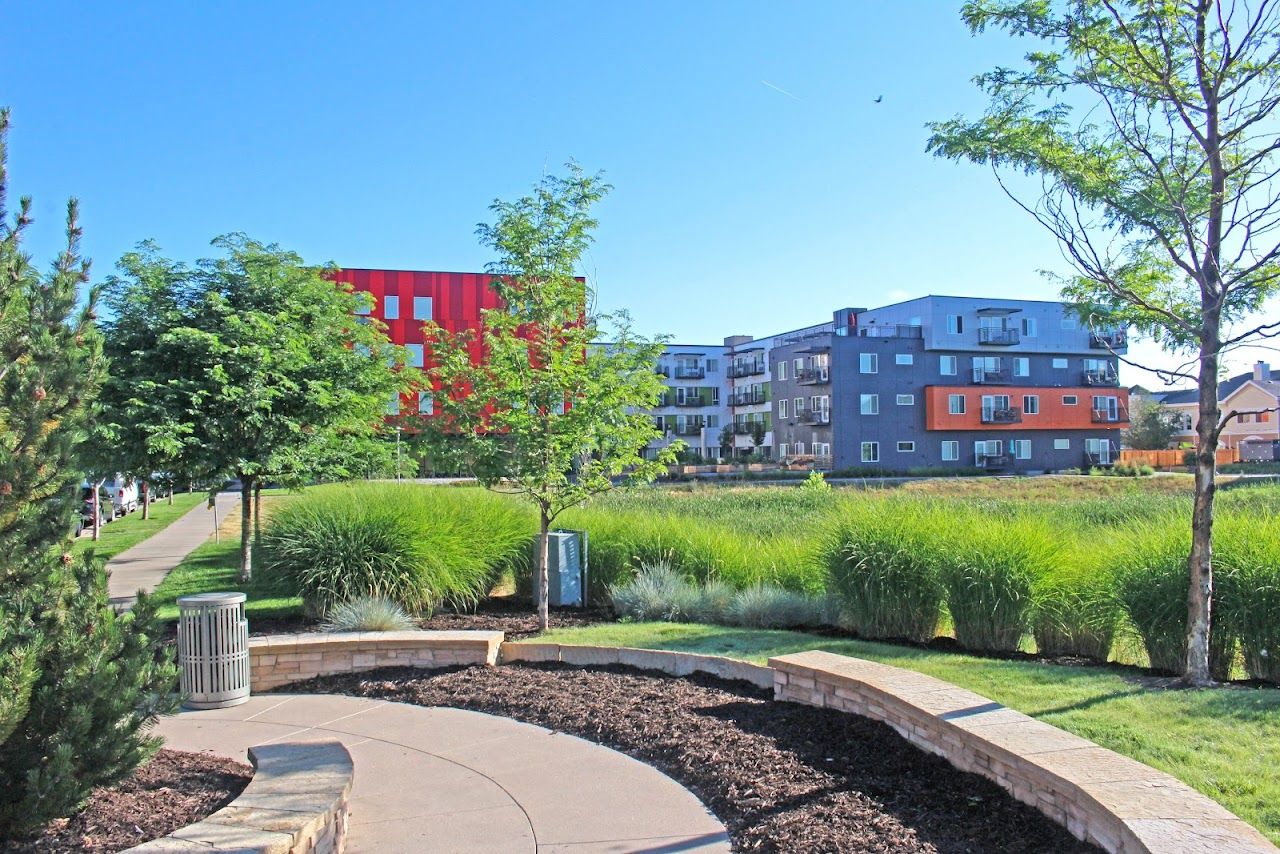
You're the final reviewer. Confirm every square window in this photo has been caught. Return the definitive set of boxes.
[1061,316,1077,330]
[354,292,374,315]
[860,393,879,415]
[947,314,963,334]
[1053,358,1068,369]
[859,353,878,374]
[413,296,434,321]
[941,440,959,461]
[706,358,718,373]
[1023,395,1039,415]
[1063,394,1078,405]
[940,355,957,376]
[406,344,424,368]
[1014,357,1029,377]
[1021,317,1037,337]
[386,393,401,415]
[384,295,400,320]
[896,394,914,406]
[418,392,433,414]
[897,441,915,453]
[861,441,879,463]
[896,353,913,365]
[1054,438,1070,450]
[948,394,966,415]
[1015,439,1031,459]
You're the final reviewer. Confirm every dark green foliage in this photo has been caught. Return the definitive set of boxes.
[0,109,179,837]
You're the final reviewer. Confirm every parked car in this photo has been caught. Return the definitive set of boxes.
[100,475,139,517]
[80,485,111,531]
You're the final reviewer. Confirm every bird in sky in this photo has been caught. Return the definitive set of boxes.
[874,95,883,103]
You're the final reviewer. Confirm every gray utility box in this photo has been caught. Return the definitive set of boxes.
[538,530,584,607]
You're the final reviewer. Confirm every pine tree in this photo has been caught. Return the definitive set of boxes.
[0,109,180,836]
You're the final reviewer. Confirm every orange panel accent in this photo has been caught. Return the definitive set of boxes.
[923,386,1129,431]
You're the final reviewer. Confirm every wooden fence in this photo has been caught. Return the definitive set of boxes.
[1119,447,1239,468]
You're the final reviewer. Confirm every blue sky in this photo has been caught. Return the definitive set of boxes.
[8,2,1272,387]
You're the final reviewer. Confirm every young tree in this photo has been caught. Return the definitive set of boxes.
[421,165,675,629]
[1125,396,1179,450]
[928,1,1280,685]
[107,236,407,581]
[0,109,179,835]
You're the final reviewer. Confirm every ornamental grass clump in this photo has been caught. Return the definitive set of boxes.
[608,560,701,622]
[824,501,946,643]
[261,484,534,616]
[1214,515,1280,683]
[1031,552,1121,661]
[320,596,416,632]
[937,513,1058,654]
[727,584,824,629]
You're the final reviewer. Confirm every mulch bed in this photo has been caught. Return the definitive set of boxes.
[287,663,1098,853]
[5,750,252,853]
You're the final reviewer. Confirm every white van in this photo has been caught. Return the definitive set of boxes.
[100,475,139,517]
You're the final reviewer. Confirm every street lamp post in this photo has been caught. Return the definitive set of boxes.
[396,427,402,483]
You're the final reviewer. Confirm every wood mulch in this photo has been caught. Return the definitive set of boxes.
[4,750,252,853]
[288,663,1098,853]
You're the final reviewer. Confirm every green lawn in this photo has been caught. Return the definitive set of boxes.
[73,492,207,561]
[539,622,1280,844]
[149,535,304,622]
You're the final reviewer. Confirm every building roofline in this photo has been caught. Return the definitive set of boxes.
[860,294,1072,313]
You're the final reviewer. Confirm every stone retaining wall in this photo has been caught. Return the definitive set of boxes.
[249,630,503,692]
[771,650,1276,854]
[127,740,353,853]
[500,642,774,689]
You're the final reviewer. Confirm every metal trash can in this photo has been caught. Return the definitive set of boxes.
[177,592,250,709]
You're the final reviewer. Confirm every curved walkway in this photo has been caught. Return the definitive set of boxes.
[155,693,731,853]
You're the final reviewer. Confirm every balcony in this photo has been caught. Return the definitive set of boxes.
[655,366,670,377]
[798,408,831,426]
[1090,330,1128,350]
[796,366,830,385]
[981,407,1022,424]
[673,365,705,380]
[731,422,763,435]
[731,389,766,406]
[729,361,766,378]
[856,324,924,339]
[971,367,1012,384]
[1091,405,1129,423]
[675,421,707,435]
[978,328,1020,346]
[1083,369,1120,386]
[675,395,709,408]
[1085,446,1118,467]
[977,453,1011,469]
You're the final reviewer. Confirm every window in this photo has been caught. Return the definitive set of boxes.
[779,399,788,419]
[1241,413,1255,424]
[1063,394,1078,405]
[947,314,963,334]
[1014,357,1029,377]
[897,441,915,453]
[778,442,789,458]
[655,416,666,432]
[861,441,880,463]
[706,358,719,373]
[1023,394,1039,415]
[815,442,831,457]
[776,360,787,381]
[383,295,400,319]
[413,296,433,321]
[940,355,957,376]
[860,353,878,373]
[941,440,960,461]
[1052,358,1068,369]
[896,394,914,406]
[1021,317,1037,337]
[794,397,803,415]
[795,442,806,456]
[417,392,433,415]
[707,415,719,428]
[860,394,879,415]
[1014,439,1031,460]
[354,292,374,315]
[406,344,424,368]
[1061,315,1077,330]
[386,393,400,415]
[794,358,803,376]
[896,353,913,365]
[1054,438,1071,450]
[948,394,966,415]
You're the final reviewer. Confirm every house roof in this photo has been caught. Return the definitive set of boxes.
[1160,372,1280,405]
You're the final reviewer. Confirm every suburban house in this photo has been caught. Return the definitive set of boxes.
[1159,362,1280,449]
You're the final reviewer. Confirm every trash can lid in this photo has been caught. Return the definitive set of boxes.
[177,592,247,606]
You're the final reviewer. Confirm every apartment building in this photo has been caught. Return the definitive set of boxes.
[650,344,731,459]
[1159,362,1280,449]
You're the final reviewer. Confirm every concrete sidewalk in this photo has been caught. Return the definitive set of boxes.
[156,693,731,853]
[106,492,240,609]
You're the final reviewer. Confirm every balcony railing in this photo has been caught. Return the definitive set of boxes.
[1085,446,1118,467]
[978,328,1020,346]
[799,408,831,425]
[855,324,925,339]
[729,361,766,378]
[731,390,766,406]
[796,366,830,385]
[971,367,1012,384]
[977,453,1010,469]
[675,422,707,435]
[1091,405,1128,423]
[1090,330,1128,350]
[981,407,1022,424]
[675,395,709,407]
[731,422,763,435]
[673,366,705,379]
[1083,369,1120,386]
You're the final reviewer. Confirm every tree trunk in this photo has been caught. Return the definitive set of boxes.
[91,483,101,541]
[537,508,550,632]
[141,480,150,520]
[1185,322,1221,686]
[238,477,254,584]
[253,481,262,554]
[168,483,174,505]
